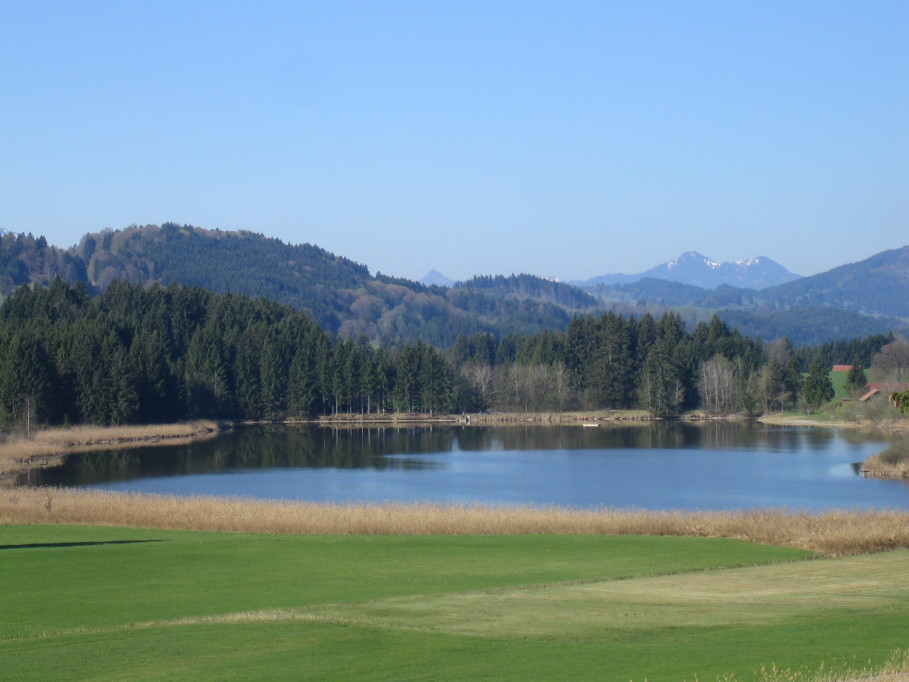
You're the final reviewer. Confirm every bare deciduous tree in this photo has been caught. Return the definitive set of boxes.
[698,354,740,415]
[462,361,495,404]
[871,340,909,383]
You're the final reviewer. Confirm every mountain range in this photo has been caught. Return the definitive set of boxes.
[584,246,909,321]
[426,252,800,291]
[573,251,801,290]
[1,223,907,347]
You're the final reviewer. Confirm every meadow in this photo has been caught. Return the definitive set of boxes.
[2,489,909,680]
[2,523,909,681]
[3,418,909,680]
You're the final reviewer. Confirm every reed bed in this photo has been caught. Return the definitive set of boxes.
[2,487,907,556]
[0,420,223,475]
[862,443,909,480]
[30,420,222,446]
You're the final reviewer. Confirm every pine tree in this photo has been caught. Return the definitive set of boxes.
[640,338,682,417]
[803,355,835,412]
[0,330,54,433]
[844,357,867,397]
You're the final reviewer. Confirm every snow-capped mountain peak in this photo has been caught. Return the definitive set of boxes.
[579,252,800,290]
[667,252,720,271]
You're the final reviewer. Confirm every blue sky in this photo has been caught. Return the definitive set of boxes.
[2,1,906,282]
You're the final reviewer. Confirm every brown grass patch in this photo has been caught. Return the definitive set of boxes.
[735,649,909,681]
[0,421,224,477]
[1,487,907,556]
[862,442,909,480]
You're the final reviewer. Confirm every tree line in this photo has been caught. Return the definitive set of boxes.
[0,279,899,430]
[0,280,453,428]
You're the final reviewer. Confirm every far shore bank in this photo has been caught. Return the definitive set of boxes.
[316,409,657,426]
[756,413,909,480]
[2,409,907,481]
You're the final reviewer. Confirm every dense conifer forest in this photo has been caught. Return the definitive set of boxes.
[0,279,895,429]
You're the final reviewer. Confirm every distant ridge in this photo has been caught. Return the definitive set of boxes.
[0,223,595,346]
[1,224,906,346]
[578,251,800,290]
[760,245,909,319]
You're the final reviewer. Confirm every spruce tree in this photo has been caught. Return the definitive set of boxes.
[804,355,835,412]
[844,357,867,397]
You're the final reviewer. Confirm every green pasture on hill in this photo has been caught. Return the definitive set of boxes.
[2,525,907,681]
[830,368,865,402]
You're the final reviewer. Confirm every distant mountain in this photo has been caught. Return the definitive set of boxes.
[588,248,909,322]
[579,251,800,290]
[1,224,907,347]
[420,269,455,287]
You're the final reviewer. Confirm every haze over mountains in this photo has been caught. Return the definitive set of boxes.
[424,251,802,290]
[574,251,801,290]
[1,223,907,347]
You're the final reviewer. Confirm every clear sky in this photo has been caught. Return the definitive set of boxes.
[2,1,906,282]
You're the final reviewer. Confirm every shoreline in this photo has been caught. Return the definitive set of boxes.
[2,410,907,481]
[316,409,658,427]
[0,420,229,482]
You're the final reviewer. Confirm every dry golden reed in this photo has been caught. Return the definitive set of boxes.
[862,446,909,480]
[724,649,909,682]
[0,421,221,475]
[2,487,907,556]
[30,420,221,446]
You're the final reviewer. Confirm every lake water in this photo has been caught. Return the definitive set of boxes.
[23,423,909,511]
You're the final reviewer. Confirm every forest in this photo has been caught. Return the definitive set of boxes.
[3,225,906,350]
[0,226,591,346]
[0,279,898,430]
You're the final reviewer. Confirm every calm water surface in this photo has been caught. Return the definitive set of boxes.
[24,423,909,511]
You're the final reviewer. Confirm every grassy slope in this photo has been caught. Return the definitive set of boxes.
[830,369,853,401]
[2,525,907,680]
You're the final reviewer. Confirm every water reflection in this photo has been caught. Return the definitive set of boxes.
[24,422,892,489]
[20,423,909,512]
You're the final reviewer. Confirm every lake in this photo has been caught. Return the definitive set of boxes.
[23,422,909,511]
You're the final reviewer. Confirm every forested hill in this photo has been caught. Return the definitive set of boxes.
[458,274,597,310]
[2,224,906,347]
[759,246,909,319]
[76,224,371,331]
[0,224,599,345]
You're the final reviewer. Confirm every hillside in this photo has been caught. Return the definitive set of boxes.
[1,224,906,347]
[760,246,909,319]
[0,224,598,345]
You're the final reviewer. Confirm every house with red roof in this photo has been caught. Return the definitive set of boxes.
[859,382,909,402]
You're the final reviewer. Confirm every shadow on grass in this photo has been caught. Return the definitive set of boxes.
[0,539,165,551]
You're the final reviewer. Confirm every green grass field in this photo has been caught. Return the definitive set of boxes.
[2,525,907,680]
[830,369,864,402]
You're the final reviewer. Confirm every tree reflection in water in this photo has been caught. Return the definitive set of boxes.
[24,422,888,489]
